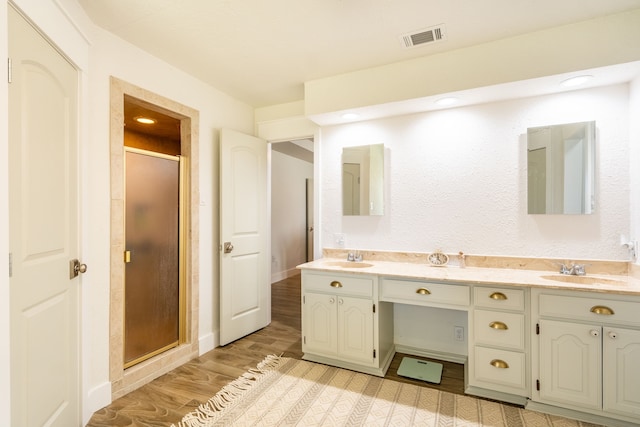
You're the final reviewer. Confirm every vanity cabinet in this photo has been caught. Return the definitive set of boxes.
[467,286,529,403]
[301,271,394,376]
[532,289,640,424]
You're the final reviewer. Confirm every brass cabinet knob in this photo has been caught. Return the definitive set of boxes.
[489,321,509,330]
[416,288,431,295]
[489,292,507,300]
[490,359,509,369]
[330,281,343,288]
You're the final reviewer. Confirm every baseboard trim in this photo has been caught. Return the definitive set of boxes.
[465,385,528,406]
[302,353,389,377]
[394,344,467,365]
[271,268,301,284]
[525,401,640,427]
[83,381,112,425]
[199,332,215,355]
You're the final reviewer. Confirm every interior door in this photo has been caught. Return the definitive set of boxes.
[8,6,81,426]
[219,129,269,345]
[306,178,314,262]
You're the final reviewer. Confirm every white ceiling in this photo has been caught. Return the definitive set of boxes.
[77,0,640,108]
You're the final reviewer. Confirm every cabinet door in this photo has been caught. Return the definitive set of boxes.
[303,292,337,356]
[603,327,640,417]
[539,319,601,410]
[337,296,374,365]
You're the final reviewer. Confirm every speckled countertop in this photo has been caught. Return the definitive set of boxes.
[297,250,640,296]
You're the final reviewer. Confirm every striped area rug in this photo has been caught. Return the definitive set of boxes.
[174,355,600,427]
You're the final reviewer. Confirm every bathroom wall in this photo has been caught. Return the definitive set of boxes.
[630,76,640,265]
[320,84,631,261]
[1,0,255,423]
[86,24,253,419]
[271,149,314,282]
[0,4,9,424]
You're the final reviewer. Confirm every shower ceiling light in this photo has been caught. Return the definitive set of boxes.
[134,116,157,124]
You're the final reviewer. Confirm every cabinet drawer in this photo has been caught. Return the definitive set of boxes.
[538,293,640,327]
[474,310,525,350]
[473,346,526,390]
[474,287,525,311]
[380,278,469,309]
[304,273,373,298]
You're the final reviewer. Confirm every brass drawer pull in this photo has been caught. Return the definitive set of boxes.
[416,288,431,295]
[490,359,509,369]
[489,292,507,300]
[590,305,614,315]
[330,281,343,288]
[489,321,509,330]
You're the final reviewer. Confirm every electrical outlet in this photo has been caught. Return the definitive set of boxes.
[454,326,464,342]
[334,233,345,248]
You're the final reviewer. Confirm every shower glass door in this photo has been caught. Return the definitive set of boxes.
[124,148,181,367]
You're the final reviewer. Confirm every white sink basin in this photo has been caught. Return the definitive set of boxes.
[323,261,373,269]
[541,274,625,286]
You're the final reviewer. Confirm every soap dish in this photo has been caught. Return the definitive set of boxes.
[428,251,449,266]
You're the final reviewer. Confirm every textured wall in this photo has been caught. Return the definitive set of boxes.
[630,77,640,264]
[320,84,631,261]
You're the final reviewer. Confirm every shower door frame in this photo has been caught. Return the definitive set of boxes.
[123,147,186,369]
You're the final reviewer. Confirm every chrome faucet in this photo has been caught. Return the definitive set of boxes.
[559,262,587,276]
[347,250,363,262]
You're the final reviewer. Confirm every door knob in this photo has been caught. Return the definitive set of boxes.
[69,259,87,279]
[223,242,234,253]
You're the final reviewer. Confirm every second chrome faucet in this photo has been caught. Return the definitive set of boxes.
[559,262,587,276]
[347,250,363,262]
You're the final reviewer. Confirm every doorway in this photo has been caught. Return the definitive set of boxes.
[270,139,314,282]
[109,78,200,399]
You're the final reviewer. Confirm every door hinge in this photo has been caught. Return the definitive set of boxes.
[8,58,12,84]
[373,349,376,358]
[8,253,12,278]
[303,336,306,344]
[536,379,540,391]
[373,303,376,313]
[303,295,305,304]
[536,323,540,335]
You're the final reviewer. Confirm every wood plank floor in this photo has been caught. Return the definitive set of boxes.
[87,274,464,426]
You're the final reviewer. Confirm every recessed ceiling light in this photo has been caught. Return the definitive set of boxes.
[341,112,360,120]
[560,75,593,87]
[134,116,156,124]
[435,97,458,106]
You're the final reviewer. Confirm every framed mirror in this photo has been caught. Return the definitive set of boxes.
[527,121,595,214]
[342,144,384,216]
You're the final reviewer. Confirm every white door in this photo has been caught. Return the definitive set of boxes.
[219,129,269,345]
[306,178,314,262]
[8,6,81,427]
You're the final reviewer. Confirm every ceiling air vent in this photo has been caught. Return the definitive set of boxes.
[401,24,446,48]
